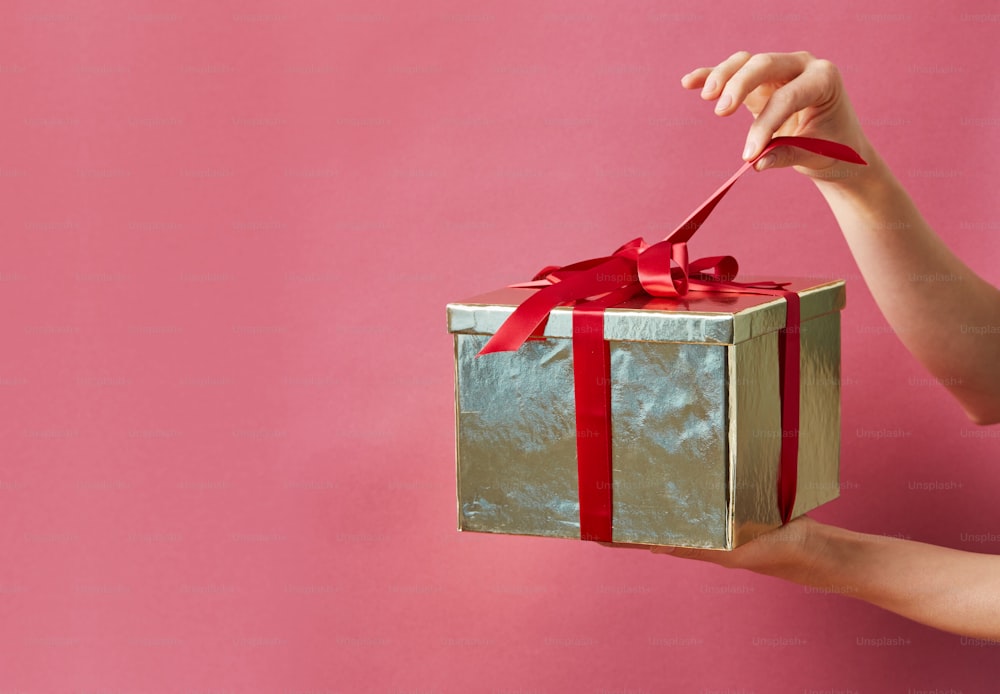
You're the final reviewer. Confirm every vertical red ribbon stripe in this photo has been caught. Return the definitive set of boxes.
[777,290,801,524]
[573,304,614,542]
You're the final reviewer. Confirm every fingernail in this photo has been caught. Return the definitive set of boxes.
[756,154,775,171]
[714,93,732,112]
[742,139,757,160]
[701,79,717,97]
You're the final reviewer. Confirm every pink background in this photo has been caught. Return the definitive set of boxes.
[3,0,1000,691]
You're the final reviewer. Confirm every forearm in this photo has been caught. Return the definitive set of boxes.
[798,523,1000,639]
[813,146,1000,423]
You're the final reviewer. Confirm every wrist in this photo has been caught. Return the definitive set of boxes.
[746,519,856,588]
[735,517,839,585]
[793,522,874,595]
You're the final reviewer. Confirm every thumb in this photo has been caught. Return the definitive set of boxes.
[753,145,797,171]
[754,144,841,173]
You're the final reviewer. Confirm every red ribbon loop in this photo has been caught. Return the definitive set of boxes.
[476,136,867,541]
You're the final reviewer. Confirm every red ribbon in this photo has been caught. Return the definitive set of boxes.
[478,137,866,542]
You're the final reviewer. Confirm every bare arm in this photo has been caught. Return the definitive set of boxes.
[656,518,1000,639]
[638,51,1000,636]
[683,51,1000,424]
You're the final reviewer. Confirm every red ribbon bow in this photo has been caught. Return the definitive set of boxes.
[477,136,866,543]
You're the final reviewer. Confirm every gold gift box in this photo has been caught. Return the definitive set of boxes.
[447,279,844,549]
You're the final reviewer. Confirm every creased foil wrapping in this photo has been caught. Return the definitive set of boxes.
[450,279,843,549]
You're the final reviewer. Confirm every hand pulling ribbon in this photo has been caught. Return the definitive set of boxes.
[477,137,867,542]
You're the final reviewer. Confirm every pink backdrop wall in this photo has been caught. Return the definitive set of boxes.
[3,0,999,691]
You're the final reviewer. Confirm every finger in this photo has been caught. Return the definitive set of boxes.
[745,59,840,161]
[698,51,752,103]
[680,67,712,90]
[598,541,650,550]
[650,545,729,564]
[715,51,814,125]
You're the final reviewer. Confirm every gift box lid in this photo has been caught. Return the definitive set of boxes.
[447,278,845,345]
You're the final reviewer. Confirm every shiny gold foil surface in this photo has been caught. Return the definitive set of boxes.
[449,279,843,549]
